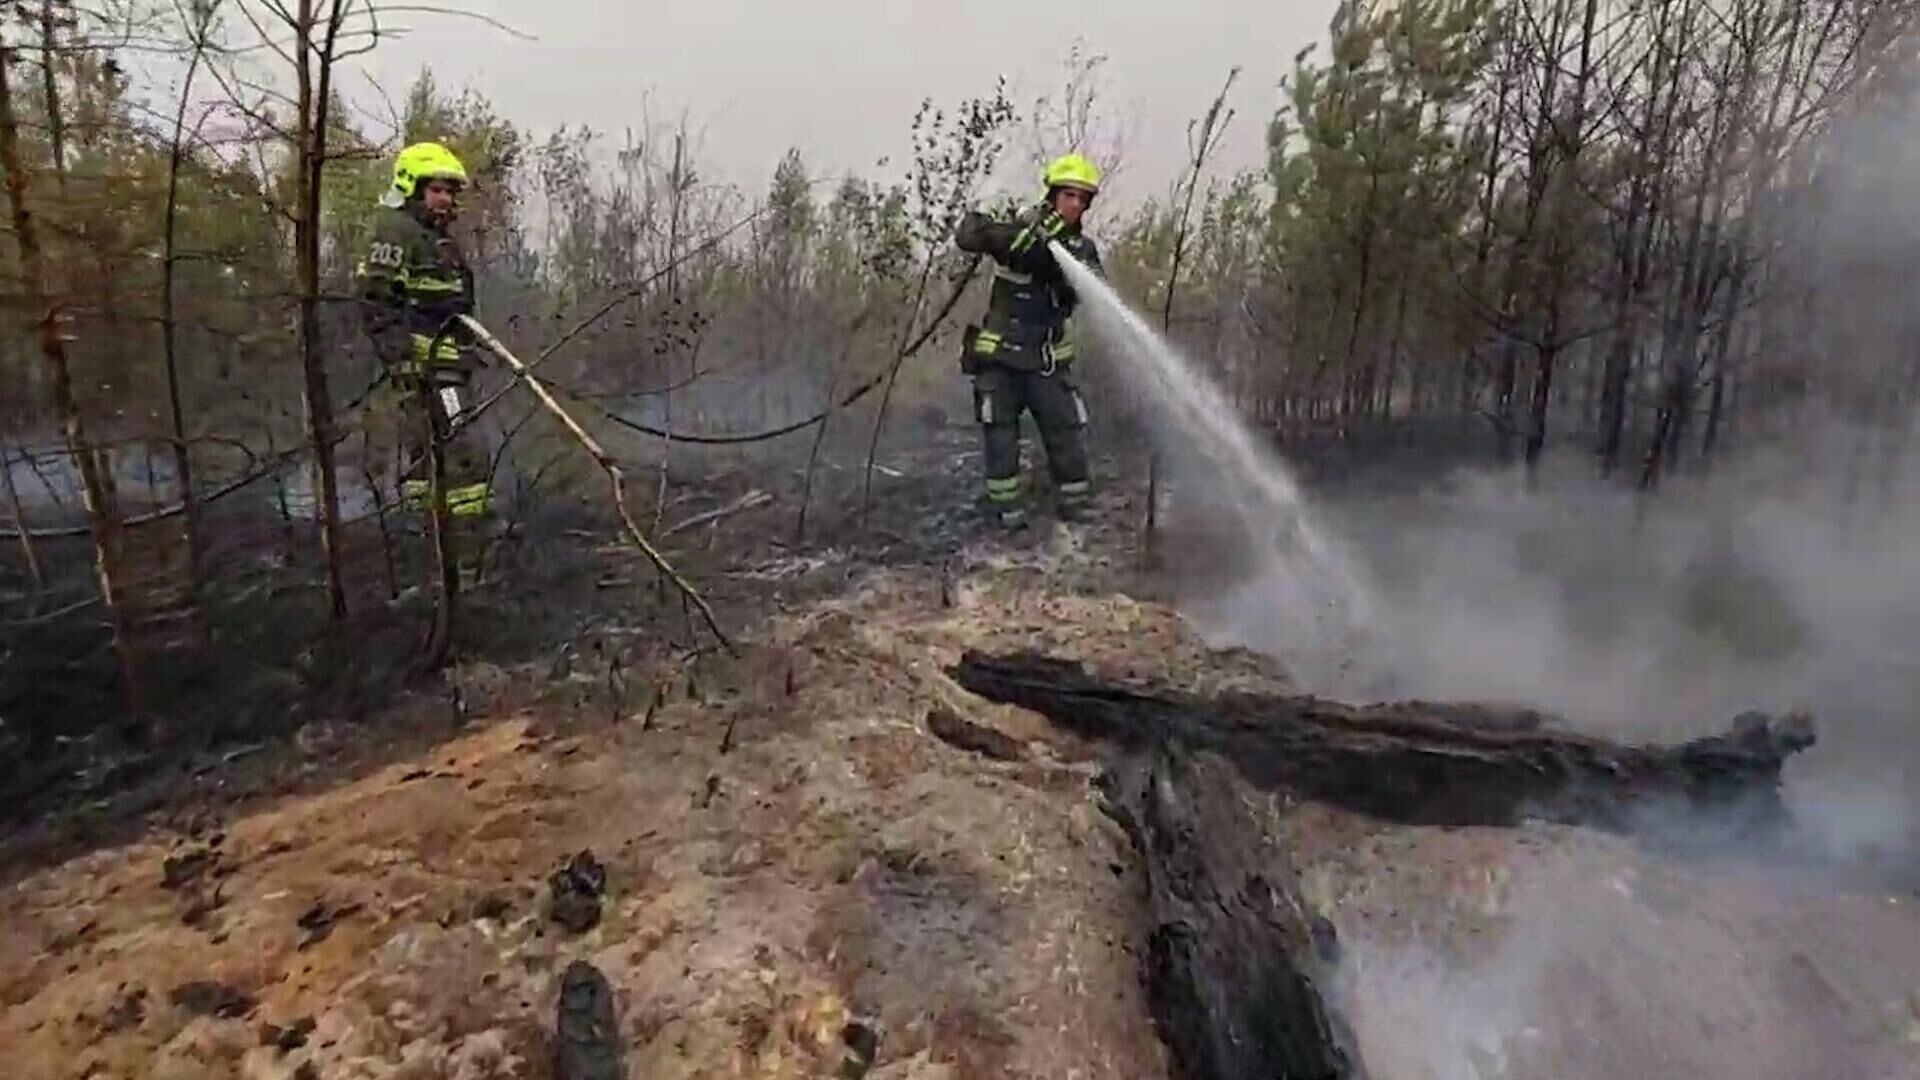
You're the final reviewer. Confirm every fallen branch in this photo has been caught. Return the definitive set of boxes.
[659,489,773,540]
[459,315,733,654]
[4,592,100,626]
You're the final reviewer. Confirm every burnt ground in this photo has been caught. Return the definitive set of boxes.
[0,416,1215,1079]
[4,414,1919,1079]
[0,405,1470,860]
[0,416,1102,875]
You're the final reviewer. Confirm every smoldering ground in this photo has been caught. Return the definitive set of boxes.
[1140,427,1920,1078]
[1176,429,1920,869]
[1314,821,1920,1080]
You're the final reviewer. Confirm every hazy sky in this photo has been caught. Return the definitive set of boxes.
[348,1,1339,204]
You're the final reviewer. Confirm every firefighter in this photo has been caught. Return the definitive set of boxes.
[355,141,493,573]
[954,152,1104,529]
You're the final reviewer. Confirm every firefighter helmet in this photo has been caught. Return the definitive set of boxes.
[1042,153,1102,195]
[384,141,468,207]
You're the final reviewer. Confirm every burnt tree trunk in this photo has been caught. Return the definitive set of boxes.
[952,650,1814,835]
[949,650,1814,1080]
[1100,744,1360,1080]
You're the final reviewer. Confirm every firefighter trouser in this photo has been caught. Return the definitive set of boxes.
[971,363,1092,520]
[381,376,495,582]
[397,381,492,519]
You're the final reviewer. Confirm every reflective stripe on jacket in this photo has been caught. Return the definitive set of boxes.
[356,203,474,374]
[954,199,1103,371]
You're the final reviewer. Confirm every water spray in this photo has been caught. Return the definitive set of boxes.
[1048,242,1379,690]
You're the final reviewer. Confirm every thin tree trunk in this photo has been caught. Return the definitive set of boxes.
[1342,109,1388,442]
[1581,337,1601,432]
[1525,0,1601,472]
[1601,0,1684,475]
[1,438,45,607]
[1383,276,1409,424]
[1493,337,1521,459]
[1597,164,1650,476]
[1645,2,1732,490]
[0,42,144,727]
[861,251,937,522]
[1464,21,1515,429]
[360,431,398,601]
[294,0,348,618]
[1148,69,1238,538]
[38,0,67,191]
[1493,0,1573,466]
[654,130,686,563]
[1701,345,1728,463]
[1699,0,1814,466]
[159,1,215,599]
[795,310,868,543]
[264,425,296,560]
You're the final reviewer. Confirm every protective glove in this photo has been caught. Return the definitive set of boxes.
[441,313,489,368]
[1009,202,1069,256]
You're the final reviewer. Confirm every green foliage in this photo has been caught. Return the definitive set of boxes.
[1262,0,1493,397]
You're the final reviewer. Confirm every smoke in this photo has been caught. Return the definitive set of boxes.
[1298,456,1920,1076]
[1190,432,1920,873]
[1041,129,1920,878]
[1047,204,1920,876]
[1330,831,1920,1080]
[1055,241,1920,875]
[1259,72,1920,872]
[1038,56,1920,1080]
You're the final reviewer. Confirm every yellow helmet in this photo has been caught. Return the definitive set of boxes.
[384,141,468,207]
[1043,153,1102,195]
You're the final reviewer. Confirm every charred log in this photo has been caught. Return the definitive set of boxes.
[950,649,1817,1080]
[1101,744,1360,1080]
[950,650,1814,835]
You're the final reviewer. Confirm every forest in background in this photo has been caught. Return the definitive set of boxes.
[5,0,1920,737]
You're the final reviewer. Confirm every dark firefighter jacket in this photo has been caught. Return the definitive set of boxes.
[954,200,1104,372]
[355,202,475,379]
